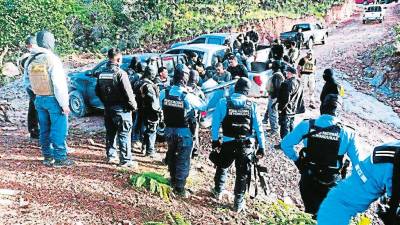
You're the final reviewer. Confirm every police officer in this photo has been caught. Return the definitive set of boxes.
[281,94,361,217]
[211,77,266,212]
[318,141,400,225]
[136,66,161,157]
[95,48,137,167]
[160,64,207,197]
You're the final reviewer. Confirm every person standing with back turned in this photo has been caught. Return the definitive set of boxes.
[25,31,72,167]
[96,48,138,168]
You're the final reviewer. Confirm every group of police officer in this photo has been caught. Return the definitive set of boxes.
[22,29,399,224]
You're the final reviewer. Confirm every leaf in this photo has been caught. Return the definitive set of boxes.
[135,175,146,188]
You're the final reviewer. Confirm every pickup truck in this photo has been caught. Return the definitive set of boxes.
[67,53,187,117]
[362,5,385,24]
[279,23,328,49]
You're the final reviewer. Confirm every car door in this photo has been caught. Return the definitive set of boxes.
[314,24,325,42]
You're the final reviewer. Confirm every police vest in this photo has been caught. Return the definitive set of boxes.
[97,70,125,106]
[27,53,54,96]
[162,88,189,128]
[302,58,315,73]
[304,119,343,170]
[221,97,253,138]
[372,144,400,224]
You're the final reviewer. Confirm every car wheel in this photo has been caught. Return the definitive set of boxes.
[69,90,87,117]
[307,38,313,49]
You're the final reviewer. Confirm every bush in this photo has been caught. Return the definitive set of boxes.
[0,0,345,59]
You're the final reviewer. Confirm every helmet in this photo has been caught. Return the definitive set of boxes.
[173,64,190,86]
[143,65,157,81]
[320,94,343,116]
[234,77,252,95]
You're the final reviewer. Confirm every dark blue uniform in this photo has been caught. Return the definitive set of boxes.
[160,85,207,193]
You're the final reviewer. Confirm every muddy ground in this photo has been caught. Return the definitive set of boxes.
[1,3,400,225]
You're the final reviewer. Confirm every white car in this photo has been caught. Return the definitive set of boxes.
[164,44,271,97]
[362,5,385,24]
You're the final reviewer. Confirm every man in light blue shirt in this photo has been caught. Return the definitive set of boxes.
[211,77,266,212]
[160,64,207,197]
[281,94,360,217]
[318,141,400,225]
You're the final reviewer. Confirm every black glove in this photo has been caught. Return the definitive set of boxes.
[256,148,265,158]
[212,140,222,150]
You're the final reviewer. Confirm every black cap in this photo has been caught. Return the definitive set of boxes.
[234,77,252,95]
[226,53,236,60]
[173,64,190,86]
[320,94,343,116]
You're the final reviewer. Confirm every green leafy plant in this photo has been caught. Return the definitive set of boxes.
[129,172,172,202]
[251,200,316,225]
[166,212,191,225]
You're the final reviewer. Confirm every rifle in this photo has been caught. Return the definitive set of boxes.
[249,156,270,199]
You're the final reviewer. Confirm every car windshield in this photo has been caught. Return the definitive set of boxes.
[292,24,311,32]
[366,6,382,12]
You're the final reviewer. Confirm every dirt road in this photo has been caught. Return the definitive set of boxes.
[0,3,399,225]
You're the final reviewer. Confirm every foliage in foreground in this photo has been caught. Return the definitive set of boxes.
[251,200,316,225]
[129,172,172,202]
